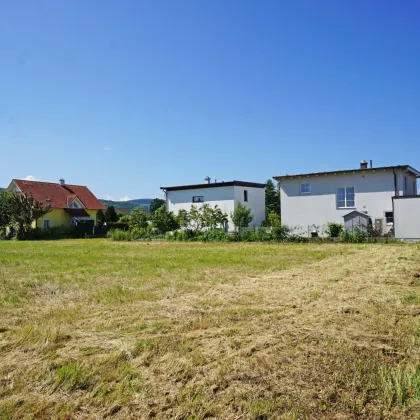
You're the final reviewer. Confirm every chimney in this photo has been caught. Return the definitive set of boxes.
[360,160,368,169]
[370,160,373,168]
[204,176,211,184]
[59,178,65,186]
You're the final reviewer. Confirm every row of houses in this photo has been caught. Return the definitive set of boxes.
[162,161,420,239]
[5,160,420,239]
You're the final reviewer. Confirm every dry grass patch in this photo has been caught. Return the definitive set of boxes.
[0,240,419,418]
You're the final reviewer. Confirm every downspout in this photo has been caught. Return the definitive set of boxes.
[393,169,398,197]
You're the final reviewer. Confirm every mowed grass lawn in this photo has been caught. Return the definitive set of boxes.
[0,240,419,419]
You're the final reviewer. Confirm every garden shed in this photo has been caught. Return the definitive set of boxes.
[343,210,370,234]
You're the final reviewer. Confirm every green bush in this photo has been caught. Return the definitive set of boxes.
[340,229,366,243]
[107,229,133,241]
[327,222,344,238]
[198,229,229,242]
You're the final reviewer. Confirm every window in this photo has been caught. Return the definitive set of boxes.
[69,201,78,208]
[405,176,408,192]
[192,196,204,203]
[414,180,417,196]
[244,190,248,202]
[336,187,355,208]
[43,220,51,229]
[300,182,311,194]
[385,211,394,224]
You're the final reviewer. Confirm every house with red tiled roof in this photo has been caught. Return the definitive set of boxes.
[7,178,106,229]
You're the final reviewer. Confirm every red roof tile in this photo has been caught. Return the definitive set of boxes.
[12,180,106,210]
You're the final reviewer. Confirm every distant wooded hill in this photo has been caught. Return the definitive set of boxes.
[99,198,154,214]
[0,187,4,192]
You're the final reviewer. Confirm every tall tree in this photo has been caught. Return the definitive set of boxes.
[104,206,118,223]
[9,193,51,239]
[230,202,253,231]
[150,198,166,214]
[265,179,280,216]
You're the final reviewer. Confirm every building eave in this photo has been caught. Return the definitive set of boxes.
[273,165,420,181]
[161,180,267,192]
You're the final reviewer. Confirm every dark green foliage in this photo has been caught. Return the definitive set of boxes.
[0,191,12,236]
[97,210,105,227]
[150,198,166,214]
[327,222,344,238]
[231,202,253,231]
[105,206,118,223]
[265,179,280,216]
[152,205,178,234]
[341,229,366,243]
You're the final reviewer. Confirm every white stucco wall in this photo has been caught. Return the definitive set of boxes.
[166,185,265,231]
[279,168,414,236]
[393,197,420,239]
[233,186,266,228]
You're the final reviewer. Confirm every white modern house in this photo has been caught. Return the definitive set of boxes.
[274,161,420,237]
[161,178,266,231]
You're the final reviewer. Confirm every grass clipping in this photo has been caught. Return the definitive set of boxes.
[0,240,419,419]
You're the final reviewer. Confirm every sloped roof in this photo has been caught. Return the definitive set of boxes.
[11,180,106,210]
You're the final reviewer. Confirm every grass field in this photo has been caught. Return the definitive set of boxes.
[0,240,419,419]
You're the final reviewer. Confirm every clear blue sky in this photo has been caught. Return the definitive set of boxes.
[1,0,419,200]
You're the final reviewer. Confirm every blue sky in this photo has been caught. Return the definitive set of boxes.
[1,0,419,200]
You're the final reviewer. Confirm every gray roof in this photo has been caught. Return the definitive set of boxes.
[273,165,420,181]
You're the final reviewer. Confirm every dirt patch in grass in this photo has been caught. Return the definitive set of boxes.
[0,240,419,418]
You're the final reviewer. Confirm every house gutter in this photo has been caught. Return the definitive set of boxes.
[393,169,398,197]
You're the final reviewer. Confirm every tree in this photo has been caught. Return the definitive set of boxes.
[9,193,51,239]
[97,210,105,227]
[0,191,12,235]
[118,215,131,223]
[174,209,190,229]
[266,211,281,227]
[188,205,203,233]
[105,206,118,223]
[265,179,280,217]
[152,205,178,234]
[150,198,166,215]
[129,207,148,229]
[230,202,253,231]
[201,204,228,230]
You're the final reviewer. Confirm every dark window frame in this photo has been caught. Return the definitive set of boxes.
[385,211,394,224]
[244,190,248,202]
[192,196,204,203]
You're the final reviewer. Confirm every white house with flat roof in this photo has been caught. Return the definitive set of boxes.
[274,161,420,236]
[160,178,266,232]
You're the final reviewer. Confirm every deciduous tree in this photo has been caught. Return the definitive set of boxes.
[9,193,51,239]
[230,202,253,231]
[129,207,148,229]
[152,205,178,234]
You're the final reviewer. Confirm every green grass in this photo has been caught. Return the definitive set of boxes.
[0,239,419,418]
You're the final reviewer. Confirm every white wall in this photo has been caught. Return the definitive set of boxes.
[166,185,266,231]
[233,186,266,228]
[394,197,420,239]
[280,168,413,236]
[166,186,236,231]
